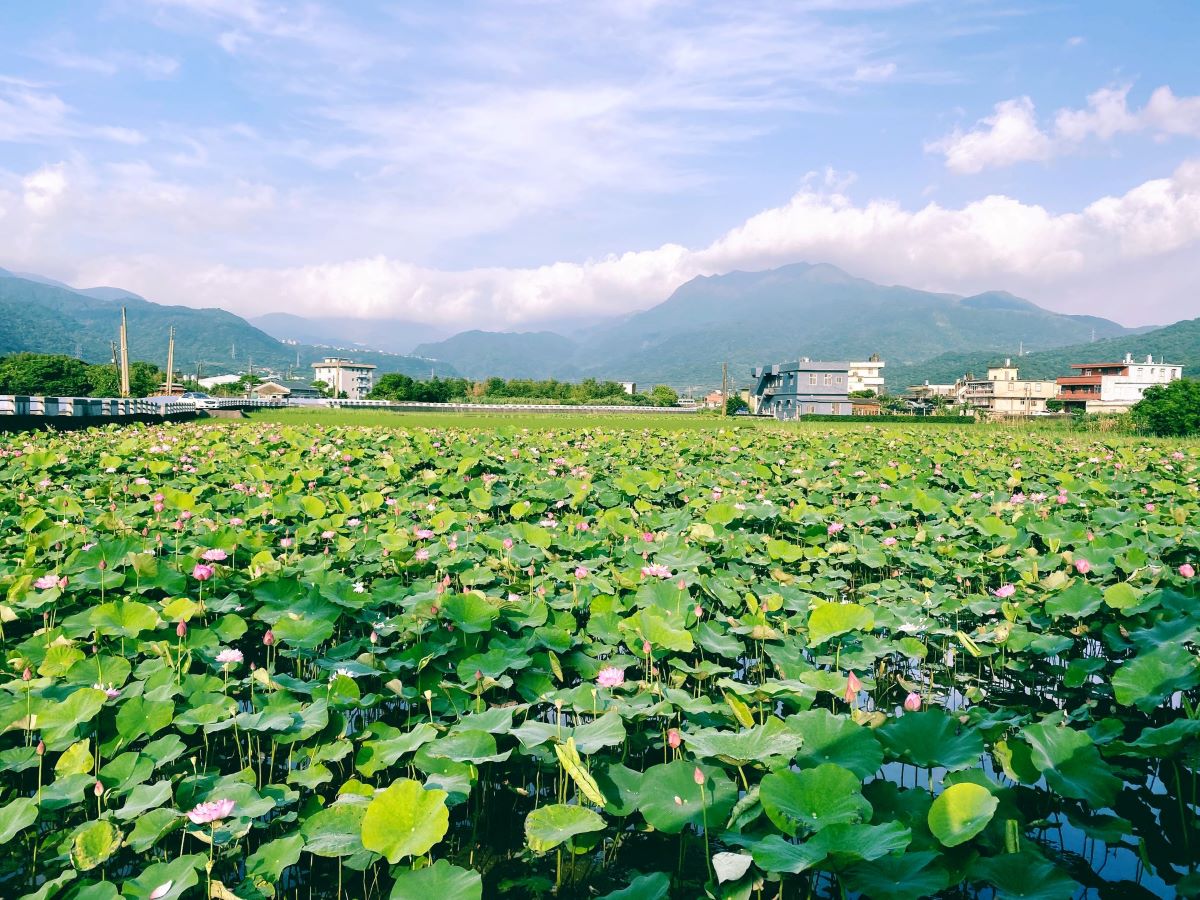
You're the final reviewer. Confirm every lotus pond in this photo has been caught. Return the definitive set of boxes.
[0,420,1198,899]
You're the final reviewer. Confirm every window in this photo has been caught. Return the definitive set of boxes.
[809,373,817,385]
[824,373,832,386]
[835,375,843,384]
[807,404,816,414]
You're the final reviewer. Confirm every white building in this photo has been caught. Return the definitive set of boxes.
[1057,354,1183,413]
[959,360,1059,417]
[618,381,637,395]
[847,355,885,395]
[198,374,242,390]
[311,357,376,400]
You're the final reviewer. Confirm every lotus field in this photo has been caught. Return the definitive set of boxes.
[2,419,1200,900]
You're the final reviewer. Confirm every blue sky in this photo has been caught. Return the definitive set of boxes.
[2,0,1199,328]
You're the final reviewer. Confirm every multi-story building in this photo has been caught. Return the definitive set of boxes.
[1057,354,1183,413]
[311,357,376,400]
[847,354,885,395]
[751,359,853,419]
[959,359,1058,417]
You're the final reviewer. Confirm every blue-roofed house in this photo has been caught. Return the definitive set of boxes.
[751,359,853,419]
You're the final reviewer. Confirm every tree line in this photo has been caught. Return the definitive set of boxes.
[370,374,680,406]
[0,353,173,397]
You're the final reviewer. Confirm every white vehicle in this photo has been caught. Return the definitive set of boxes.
[180,391,220,409]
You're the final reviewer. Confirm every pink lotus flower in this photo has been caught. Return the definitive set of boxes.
[667,729,681,749]
[94,683,121,699]
[903,692,922,712]
[844,671,862,703]
[1145,503,1155,512]
[201,549,227,562]
[693,767,705,786]
[827,522,845,536]
[191,564,214,581]
[1074,558,1091,575]
[187,798,235,824]
[1181,564,1196,578]
[993,584,1016,599]
[415,528,434,539]
[574,566,588,579]
[882,537,897,547]
[215,648,243,665]
[149,882,174,900]
[596,666,625,688]
[641,564,673,578]
[414,548,430,562]
[263,630,275,646]
[34,574,60,590]
[280,537,294,549]
[502,538,514,550]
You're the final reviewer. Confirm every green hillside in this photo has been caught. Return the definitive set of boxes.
[411,263,1141,388]
[0,272,459,380]
[412,330,580,379]
[889,317,1200,389]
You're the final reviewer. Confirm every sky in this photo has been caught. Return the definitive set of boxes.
[1,0,1199,329]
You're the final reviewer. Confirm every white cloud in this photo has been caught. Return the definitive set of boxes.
[22,163,68,215]
[65,158,1200,327]
[930,84,1200,173]
[926,97,1054,174]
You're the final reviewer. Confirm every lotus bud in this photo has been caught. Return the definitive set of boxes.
[22,667,31,681]
[693,767,705,786]
[36,739,44,756]
[642,640,652,656]
[176,621,187,638]
[98,559,107,570]
[667,729,681,749]
[904,692,922,712]
[94,780,104,797]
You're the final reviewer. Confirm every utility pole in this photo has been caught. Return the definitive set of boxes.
[165,326,176,396]
[721,362,729,416]
[118,307,131,397]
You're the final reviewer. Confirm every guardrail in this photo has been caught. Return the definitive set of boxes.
[324,399,699,414]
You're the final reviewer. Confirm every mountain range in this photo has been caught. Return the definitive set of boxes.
[0,269,458,380]
[4,261,1193,392]
[410,263,1158,387]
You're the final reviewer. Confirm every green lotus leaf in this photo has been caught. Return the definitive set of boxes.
[524,803,606,852]
[760,763,871,837]
[115,780,173,820]
[0,796,38,843]
[389,860,483,900]
[749,835,828,874]
[843,850,950,900]
[637,760,737,834]
[927,782,998,847]
[1111,643,1200,712]
[70,819,122,871]
[88,600,161,638]
[244,834,305,886]
[786,708,883,778]
[806,602,874,646]
[878,708,983,771]
[119,853,204,899]
[970,850,1081,899]
[596,872,671,900]
[301,800,368,857]
[126,808,183,852]
[683,717,803,766]
[441,593,499,633]
[361,779,450,862]
[1022,723,1121,806]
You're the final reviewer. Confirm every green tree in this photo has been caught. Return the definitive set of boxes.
[0,354,93,396]
[725,396,749,415]
[85,361,163,398]
[1130,380,1200,436]
[649,385,679,407]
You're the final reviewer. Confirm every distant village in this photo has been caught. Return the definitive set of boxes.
[192,350,1185,421]
[745,353,1183,419]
